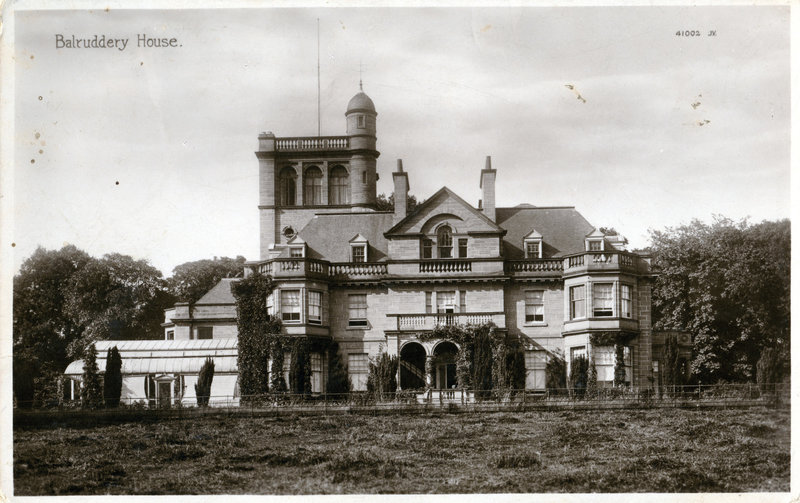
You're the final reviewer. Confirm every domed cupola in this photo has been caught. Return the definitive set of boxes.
[346,91,376,114]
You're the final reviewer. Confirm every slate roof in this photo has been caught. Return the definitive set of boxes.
[196,278,239,305]
[496,206,595,259]
[298,211,395,262]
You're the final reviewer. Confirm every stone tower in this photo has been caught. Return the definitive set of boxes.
[256,90,380,259]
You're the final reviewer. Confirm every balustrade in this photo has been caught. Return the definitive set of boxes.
[419,260,472,273]
[275,136,349,151]
[395,312,497,331]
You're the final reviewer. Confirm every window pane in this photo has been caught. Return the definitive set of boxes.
[570,285,585,319]
[266,293,274,316]
[304,166,323,205]
[425,291,432,314]
[589,240,602,251]
[329,166,349,205]
[422,239,433,259]
[436,291,455,311]
[197,327,213,339]
[281,290,301,322]
[525,290,544,322]
[437,226,453,258]
[308,291,321,323]
[290,247,303,257]
[526,241,540,258]
[348,294,367,326]
[458,238,468,258]
[280,167,297,206]
[352,246,365,263]
[621,285,632,318]
[593,283,613,317]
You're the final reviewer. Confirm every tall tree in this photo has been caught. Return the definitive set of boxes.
[169,256,247,304]
[326,342,351,394]
[13,245,92,406]
[103,346,123,408]
[64,253,171,358]
[231,272,279,402]
[81,344,103,409]
[289,338,312,396]
[661,334,681,390]
[651,217,790,383]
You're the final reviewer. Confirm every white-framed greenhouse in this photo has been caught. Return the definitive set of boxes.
[63,339,239,407]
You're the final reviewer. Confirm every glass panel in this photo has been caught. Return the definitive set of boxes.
[525,290,544,322]
[437,226,453,258]
[458,238,468,258]
[308,291,321,323]
[422,239,433,259]
[348,294,367,326]
[593,283,614,317]
[279,167,297,206]
[303,166,323,205]
[328,165,350,205]
[281,290,301,322]
[570,285,585,319]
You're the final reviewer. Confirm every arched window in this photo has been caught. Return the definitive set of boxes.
[328,165,350,205]
[279,167,297,206]
[437,226,453,258]
[304,166,323,205]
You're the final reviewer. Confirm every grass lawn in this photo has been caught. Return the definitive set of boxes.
[13,406,789,494]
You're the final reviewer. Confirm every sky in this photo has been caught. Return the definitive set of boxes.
[11,5,791,277]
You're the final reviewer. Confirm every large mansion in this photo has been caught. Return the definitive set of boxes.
[66,89,670,405]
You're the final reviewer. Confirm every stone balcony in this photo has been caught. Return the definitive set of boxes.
[562,251,650,277]
[387,312,506,331]
[275,136,350,152]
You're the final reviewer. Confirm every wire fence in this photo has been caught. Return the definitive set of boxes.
[13,383,789,427]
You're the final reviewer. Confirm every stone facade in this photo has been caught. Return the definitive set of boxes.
[162,89,661,394]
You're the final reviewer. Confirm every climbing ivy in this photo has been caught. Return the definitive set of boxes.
[232,272,281,403]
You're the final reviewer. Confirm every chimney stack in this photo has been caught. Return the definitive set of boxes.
[392,159,410,224]
[480,155,496,221]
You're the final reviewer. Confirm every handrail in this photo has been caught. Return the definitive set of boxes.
[275,136,349,151]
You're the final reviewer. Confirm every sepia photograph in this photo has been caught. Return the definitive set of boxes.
[1,2,792,498]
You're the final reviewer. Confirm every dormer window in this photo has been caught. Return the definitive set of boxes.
[286,235,306,257]
[523,229,543,259]
[585,228,605,252]
[349,233,369,263]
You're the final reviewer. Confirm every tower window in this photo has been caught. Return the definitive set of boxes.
[329,165,350,205]
[279,166,297,206]
[437,226,453,259]
[357,115,365,128]
[303,166,323,205]
[362,171,367,184]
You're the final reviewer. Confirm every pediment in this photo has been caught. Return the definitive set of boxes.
[349,233,369,244]
[524,228,543,240]
[385,186,505,237]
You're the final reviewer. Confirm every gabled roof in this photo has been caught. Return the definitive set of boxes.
[523,229,543,239]
[496,206,595,259]
[196,278,239,305]
[349,233,369,244]
[385,186,505,236]
[287,235,306,245]
[298,212,394,262]
[585,228,604,238]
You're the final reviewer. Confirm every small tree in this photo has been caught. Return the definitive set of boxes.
[326,342,351,395]
[569,355,589,397]
[613,343,627,387]
[195,357,215,407]
[506,348,526,391]
[455,343,472,390]
[288,338,312,396]
[81,344,103,409]
[662,334,681,394]
[545,350,567,394]
[367,352,398,399]
[103,346,123,408]
[586,356,599,398]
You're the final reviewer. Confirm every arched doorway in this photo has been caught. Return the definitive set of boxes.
[433,341,458,390]
[399,342,426,390]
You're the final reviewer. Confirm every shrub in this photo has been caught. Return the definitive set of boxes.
[613,343,627,387]
[455,343,472,389]
[81,344,103,409]
[326,341,351,395]
[545,350,566,394]
[195,357,215,407]
[288,338,312,396]
[586,358,598,398]
[103,346,122,408]
[569,355,588,397]
[367,352,398,399]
